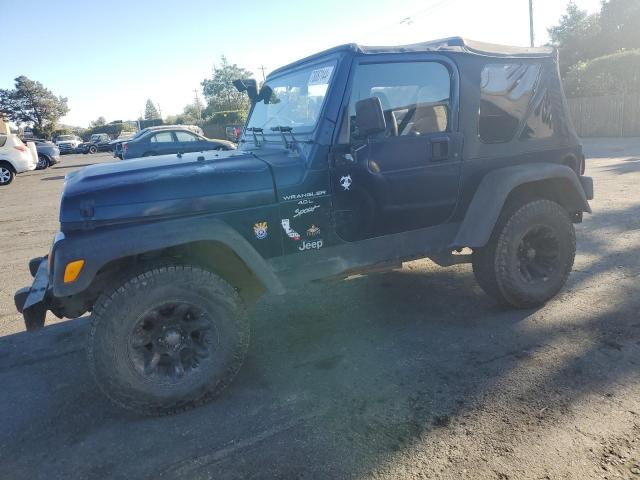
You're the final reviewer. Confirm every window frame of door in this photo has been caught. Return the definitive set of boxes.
[333,53,461,147]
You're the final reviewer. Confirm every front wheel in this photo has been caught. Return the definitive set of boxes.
[89,145,98,154]
[88,266,249,415]
[472,200,576,309]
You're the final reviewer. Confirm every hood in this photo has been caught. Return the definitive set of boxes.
[60,149,275,229]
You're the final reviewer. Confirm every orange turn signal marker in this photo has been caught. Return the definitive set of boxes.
[63,260,85,283]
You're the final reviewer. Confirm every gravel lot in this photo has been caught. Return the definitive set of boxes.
[1,140,639,479]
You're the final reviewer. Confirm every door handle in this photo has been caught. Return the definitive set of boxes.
[430,136,450,162]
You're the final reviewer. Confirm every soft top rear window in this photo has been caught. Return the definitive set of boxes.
[479,63,541,143]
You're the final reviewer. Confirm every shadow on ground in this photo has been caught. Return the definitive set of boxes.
[1,255,638,479]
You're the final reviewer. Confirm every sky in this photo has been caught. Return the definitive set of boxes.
[0,0,602,127]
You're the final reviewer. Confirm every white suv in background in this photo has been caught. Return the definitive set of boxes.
[0,134,37,185]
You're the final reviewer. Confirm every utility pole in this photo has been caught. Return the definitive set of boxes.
[529,0,535,47]
[259,65,267,82]
[194,89,202,121]
[157,104,162,119]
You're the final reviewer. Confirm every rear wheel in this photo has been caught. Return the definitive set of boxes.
[88,265,249,415]
[0,164,14,186]
[36,155,49,170]
[472,200,575,308]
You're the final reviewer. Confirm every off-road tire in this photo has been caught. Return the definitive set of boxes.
[472,200,575,308]
[88,265,249,416]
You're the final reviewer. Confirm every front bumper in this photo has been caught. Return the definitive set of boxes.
[15,257,50,331]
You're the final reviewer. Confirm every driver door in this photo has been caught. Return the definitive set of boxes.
[330,59,463,241]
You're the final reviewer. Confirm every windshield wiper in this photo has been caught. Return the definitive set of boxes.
[245,127,266,147]
[270,126,298,150]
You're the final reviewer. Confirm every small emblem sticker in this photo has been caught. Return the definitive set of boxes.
[281,219,301,240]
[307,225,320,237]
[340,175,352,191]
[253,222,268,240]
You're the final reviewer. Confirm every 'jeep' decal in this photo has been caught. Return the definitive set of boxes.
[298,239,323,251]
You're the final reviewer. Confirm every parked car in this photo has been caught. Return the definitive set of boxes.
[0,134,37,185]
[55,134,82,154]
[120,127,235,160]
[225,124,243,143]
[78,133,112,154]
[28,138,61,169]
[108,131,137,157]
[15,38,593,415]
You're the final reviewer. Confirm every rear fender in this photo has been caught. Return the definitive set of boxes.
[453,163,592,249]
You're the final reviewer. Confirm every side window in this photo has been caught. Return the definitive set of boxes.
[520,88,555,140]
[150,132,174,143]
[175,131,199,142]
[479,64,541,143]
[349,62,451,140]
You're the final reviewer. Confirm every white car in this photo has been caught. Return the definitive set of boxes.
[0,134,37,185]
[55,134,82,154]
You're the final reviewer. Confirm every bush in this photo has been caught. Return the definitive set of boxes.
[564,49,640,97]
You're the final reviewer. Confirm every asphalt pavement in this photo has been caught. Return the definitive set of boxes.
[0,141,639,479]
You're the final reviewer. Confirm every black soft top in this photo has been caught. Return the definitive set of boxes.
[269,37,555,77]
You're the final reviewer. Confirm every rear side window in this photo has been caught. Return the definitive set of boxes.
[520,88,555,140]
[150,132,174,143]
[479,64,540,143]
[0,135,6,147]
[175,131,199,142]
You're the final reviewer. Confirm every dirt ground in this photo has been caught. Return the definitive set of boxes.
[0,140,639,479]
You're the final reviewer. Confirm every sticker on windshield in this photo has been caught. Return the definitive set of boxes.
[308,66,334,86]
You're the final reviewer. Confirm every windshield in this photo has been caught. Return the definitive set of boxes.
[58,135,74,141]
[246,61,335,133]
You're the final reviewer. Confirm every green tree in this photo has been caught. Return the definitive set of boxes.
[598,0,640,53]
[90,116,107,128]
[549,0,640,76]
[144,99,160,120]
[201,56,252,124]
[0,76,69,138]
[164,100,203,125]
[548,2,603,75]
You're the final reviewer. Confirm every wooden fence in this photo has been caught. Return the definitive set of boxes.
[567,94,640,137]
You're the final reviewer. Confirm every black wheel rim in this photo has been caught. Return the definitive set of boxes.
[516,225,561,284]
[129,302,214,381]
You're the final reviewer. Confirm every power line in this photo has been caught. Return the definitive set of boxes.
[357,0,461,42]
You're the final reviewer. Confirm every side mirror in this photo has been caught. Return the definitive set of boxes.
[233,78,258,102]
[355,97,386,137]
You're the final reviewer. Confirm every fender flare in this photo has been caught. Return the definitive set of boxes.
[452,163,591,249]
[50,216,285,297]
